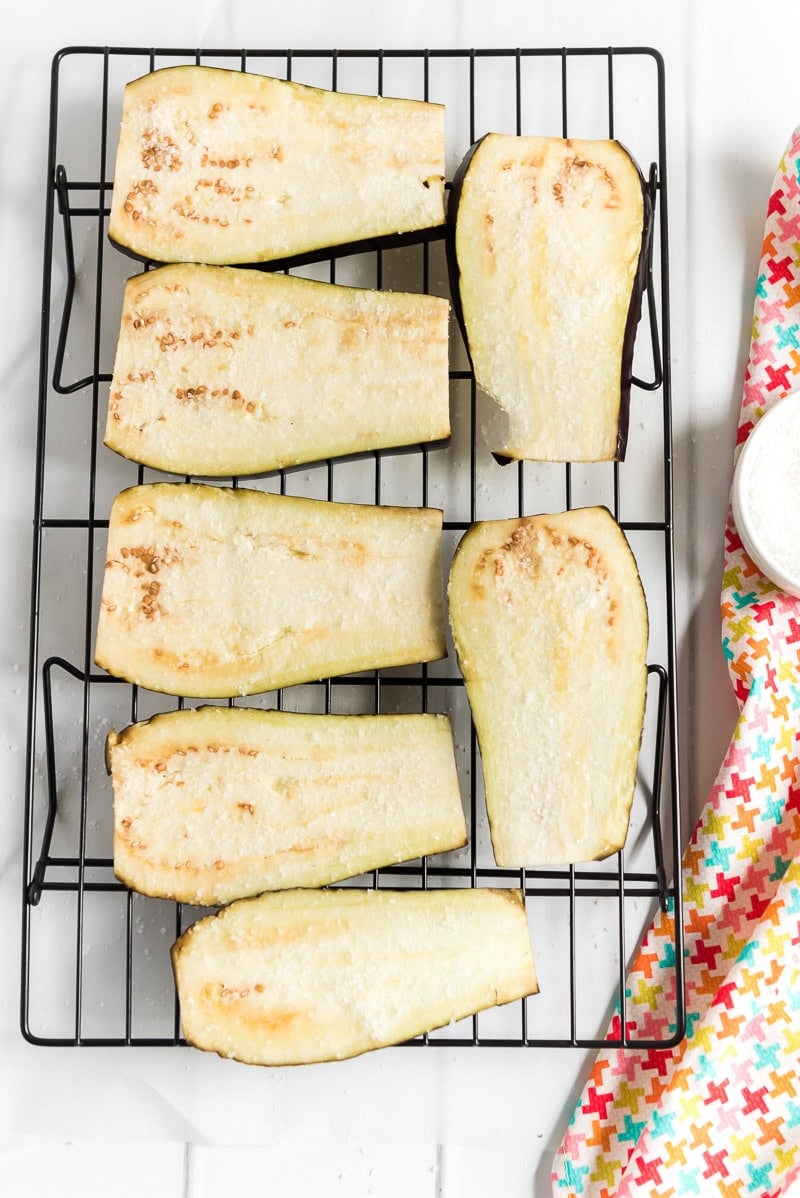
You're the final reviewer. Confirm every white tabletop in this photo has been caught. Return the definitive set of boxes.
[0,2,788,1194]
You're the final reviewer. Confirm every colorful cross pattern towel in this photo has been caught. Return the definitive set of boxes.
[552,129,800,1197]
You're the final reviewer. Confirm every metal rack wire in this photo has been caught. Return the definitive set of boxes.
[23,44,682,1051]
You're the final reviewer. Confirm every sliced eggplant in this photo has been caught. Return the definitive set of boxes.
[172,887,538,1064]
[105,263,450,477]
[108,706,467,905]
[108,65,446,265]
[449,135,649,462]
[95,483,446,698]
[448,507,648,866]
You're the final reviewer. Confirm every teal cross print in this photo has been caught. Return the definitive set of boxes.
[775,322,800,349]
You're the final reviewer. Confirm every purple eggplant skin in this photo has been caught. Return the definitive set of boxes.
[445,138,503,462]
[445,136,484,344]
[108,223,447,275]
[614,150,653,462]
[446,136,653,465]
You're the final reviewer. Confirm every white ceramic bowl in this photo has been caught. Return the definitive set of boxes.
[731,393,800,597]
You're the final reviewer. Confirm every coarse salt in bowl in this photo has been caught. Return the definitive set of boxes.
[731,393,800,597]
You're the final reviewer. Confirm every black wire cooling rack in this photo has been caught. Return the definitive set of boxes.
[23,44,683,1051]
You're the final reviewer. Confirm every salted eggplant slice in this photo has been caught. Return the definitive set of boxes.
[448,507,648,866]
[105,263,450,477]
[449,135,649,462]
[108,706,467,905]
[172,887,537,1064]
[108,65,446,265]
[95,483,446,697]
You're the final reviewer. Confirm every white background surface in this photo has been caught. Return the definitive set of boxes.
[0,1,793,1194]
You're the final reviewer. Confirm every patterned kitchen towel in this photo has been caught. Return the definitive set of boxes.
[552,128,800,1197]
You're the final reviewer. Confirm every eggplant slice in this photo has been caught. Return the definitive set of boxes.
[449,135,649,463]
[448,507,648,866]
[172,887,538,1064]
[108,65,446,265]
[108,706,467,905]
[105,263,450,477]
[95,483,446,697]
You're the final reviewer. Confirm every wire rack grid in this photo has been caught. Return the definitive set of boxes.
[22,44,682,1052]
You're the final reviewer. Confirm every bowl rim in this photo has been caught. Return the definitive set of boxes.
[731,392,800,597]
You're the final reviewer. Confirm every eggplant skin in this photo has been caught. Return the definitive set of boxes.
[448,506,648,866]
[448,135,651,463]
[105,263,450,477]
[108,65,446,266]
[108,706,467,905]
[94,482,446,698]
[171,887,538,1065]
